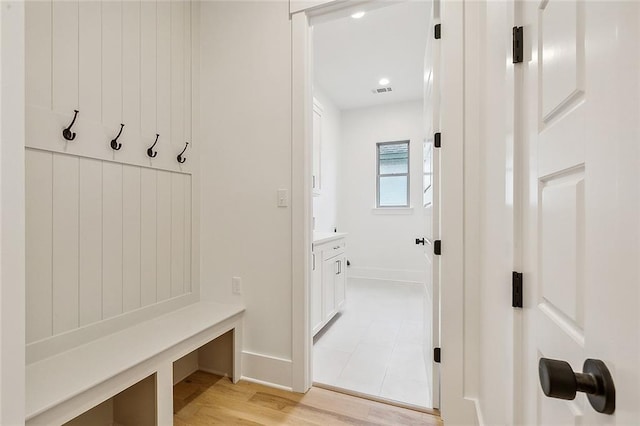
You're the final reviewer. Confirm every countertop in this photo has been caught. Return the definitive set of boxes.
[313,231,347,245]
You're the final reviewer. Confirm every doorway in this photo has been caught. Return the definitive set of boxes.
[307,2,435,410]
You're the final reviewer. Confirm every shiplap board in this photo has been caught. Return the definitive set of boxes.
[52,154,80,334]
[25,0,52,110]
[123,165,142,312]
[171,1,185,157]
[156,170,172,302]
[26,150,53,343]
[78,158,103,326]
[140,1,157,141]
[156,1,171,161]
[102,1,123,130]
[52,1,78,114]
[122,1,142,160]
[183,1,192,142]
[102,162,124,319]
[171,173,185,297]
[79,2,102,124]
[140,168,158,307]
[184,175,192,292]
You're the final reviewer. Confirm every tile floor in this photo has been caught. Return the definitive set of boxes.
[313,277,432,409]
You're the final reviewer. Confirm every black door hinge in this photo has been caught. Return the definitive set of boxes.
[434,347,441,363]
[512,271,523,308]
[434,132,441,148]
[434,240,442,255]
[512,26,523,64]
[434,24,441,40]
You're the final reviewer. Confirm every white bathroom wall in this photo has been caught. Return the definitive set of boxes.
[339,100,426,283]
[312,87,340,233]
[199,1,294,387]
[24,0,199,363]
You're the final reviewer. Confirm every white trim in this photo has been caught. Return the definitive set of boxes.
[290,0,338,15]
[371,207,414,215]
[240,351,293,389]
[291,10,313,393]
[240,376,294,393]
[474,398,486,426]
[438,0,478,423]
[0,2,26,424]
[348,267,425,284]
[198,366,230,378]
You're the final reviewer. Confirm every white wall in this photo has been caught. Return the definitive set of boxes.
[312,87,340,233]
[199,1,294,387]
[338,100,426,283]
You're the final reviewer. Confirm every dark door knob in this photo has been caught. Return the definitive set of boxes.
[415,238,426,245]
[539,358,615,414]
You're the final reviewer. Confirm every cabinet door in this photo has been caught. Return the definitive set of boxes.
[322,257,337,320]
[311,252,323,334]
[335,255,346,309]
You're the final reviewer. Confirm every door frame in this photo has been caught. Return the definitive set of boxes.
[290,1,476,421]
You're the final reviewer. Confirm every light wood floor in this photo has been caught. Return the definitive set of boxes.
[174,371,443,425]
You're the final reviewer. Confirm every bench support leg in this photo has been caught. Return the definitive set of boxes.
[233,325,243,384]
[157,363,174,425]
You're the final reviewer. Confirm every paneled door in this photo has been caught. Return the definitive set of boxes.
[520,0,640,423]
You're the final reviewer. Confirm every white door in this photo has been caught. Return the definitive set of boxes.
[520,1,640,424]
[423,0,441,410]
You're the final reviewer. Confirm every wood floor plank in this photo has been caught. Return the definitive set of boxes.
[174,371,443,425]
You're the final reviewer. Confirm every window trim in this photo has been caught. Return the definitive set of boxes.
[376,140,410,208]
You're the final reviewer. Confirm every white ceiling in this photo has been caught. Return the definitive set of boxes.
[313,1,430,111]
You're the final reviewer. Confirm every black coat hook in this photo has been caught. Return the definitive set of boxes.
[177,142,189,164]
[147,134,159,158]
[110,124,124,150]
[62,110,79,141]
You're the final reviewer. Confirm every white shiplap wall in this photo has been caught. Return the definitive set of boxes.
[25,0,192,172]
[25,0,198,361]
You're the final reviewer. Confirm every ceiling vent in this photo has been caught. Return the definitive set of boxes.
[371,87,393,94]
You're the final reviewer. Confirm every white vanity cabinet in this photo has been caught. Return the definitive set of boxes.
[312,233,347,335]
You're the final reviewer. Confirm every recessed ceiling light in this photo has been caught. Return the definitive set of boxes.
[379,78,390,86]
[351,11,365,19]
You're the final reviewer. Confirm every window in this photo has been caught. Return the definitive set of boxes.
[376,141,410,207]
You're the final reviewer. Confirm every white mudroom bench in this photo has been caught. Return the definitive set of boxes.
[26,302,244,425]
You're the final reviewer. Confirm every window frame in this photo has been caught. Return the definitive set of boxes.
[376,140,410,208]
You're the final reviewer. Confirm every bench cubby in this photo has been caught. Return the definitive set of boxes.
[173,329,235,385]
[63,374,156,426]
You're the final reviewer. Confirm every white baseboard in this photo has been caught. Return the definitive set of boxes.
[348,266,425,284]
[240,376,293,392]
[240,351,292,389]
[473,398,484,426]
[199,366,230,378]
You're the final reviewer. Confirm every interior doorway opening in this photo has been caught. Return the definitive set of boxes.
[307,1,439,410]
